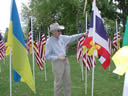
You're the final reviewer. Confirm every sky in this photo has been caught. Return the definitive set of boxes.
[0,0,28,36]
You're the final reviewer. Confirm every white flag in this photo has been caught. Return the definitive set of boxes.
[123,70,128,96]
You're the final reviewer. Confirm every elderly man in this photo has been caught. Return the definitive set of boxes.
[45,22,86,96]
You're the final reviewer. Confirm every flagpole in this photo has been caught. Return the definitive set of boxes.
[85,11,88,95]
[31,17,36,89]
[0,62,1,73]
[39,32,40,42]
[44,62,47,81]
[92,0,96,96]
[105,24,111,71]
[80,59,84,81]
[92,55,95,96]
[116,20,120,79]
[9,48,12,96]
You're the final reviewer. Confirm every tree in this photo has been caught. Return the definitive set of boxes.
[114,0,128,32]
[21,0,121,40]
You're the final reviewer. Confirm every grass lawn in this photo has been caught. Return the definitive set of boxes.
[0,54,124,96]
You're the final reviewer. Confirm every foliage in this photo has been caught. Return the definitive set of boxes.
[21,0,122,39]
[114,0,128,32]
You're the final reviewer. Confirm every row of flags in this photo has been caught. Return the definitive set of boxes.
[25,24,47,71]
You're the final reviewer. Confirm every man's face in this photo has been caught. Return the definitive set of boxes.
[52,30,61,38]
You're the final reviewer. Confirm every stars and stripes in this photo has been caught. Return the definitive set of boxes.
[112,31,120,54]
[82,33,96,70]
[33,42,43,70]
[0,40,6,60]
[77,35,85,62]
[39,25,46,64]
[82,51,96,70]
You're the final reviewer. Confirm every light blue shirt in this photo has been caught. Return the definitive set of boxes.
[45,34,83,61]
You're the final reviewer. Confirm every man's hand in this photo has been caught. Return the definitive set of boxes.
[83,32,87,36]
[58,56,66,60]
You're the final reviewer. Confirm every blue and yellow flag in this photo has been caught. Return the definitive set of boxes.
[8,0,35,92]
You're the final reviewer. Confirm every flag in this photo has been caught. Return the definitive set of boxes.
[33,42,43,70]
[77,24,85,62]
[123,70,128,96]
[39,25,46,63]
[112,46,128,75]
[123,17,128,46]
[82,33,96,70]
[82,0,110,69]
[26,20,32,54]
[77,36,85,62]
[0,40,6,60]
[8,0,35,92]
[33,25,45,70]
[112,22,121,54]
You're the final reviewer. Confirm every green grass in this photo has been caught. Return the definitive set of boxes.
[0,55,124,96]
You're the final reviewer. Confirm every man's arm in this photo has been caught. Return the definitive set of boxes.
[62,33,86,45]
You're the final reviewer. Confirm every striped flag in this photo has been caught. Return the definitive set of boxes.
[39,25,46,63]
[0,40,6,60]
[82,33,96,70]
[77,35,85,62]
[26,20,32,54]
[82,52,96,70]
[26,22,43,70]
[27,31,32,47]
[112,28,121,54]
[77,24,85,62]
[33,42,43,70]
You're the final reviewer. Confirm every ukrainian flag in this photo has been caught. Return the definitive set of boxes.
[8,0,35,92]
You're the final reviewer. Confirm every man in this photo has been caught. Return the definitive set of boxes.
[45,22,86,96]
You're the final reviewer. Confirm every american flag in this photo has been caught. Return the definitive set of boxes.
[77,24,85,62]
[25,20,32,54]
[77,35,85,62]
[0,40,6,60]
[26,21,43,70]
[27,32,32,47]
[33,42,43,70]
[25,31,32,54]
[82,51,96,70]
[82,33,96,70]
[112,29,120,54]
[39,25,46,64]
